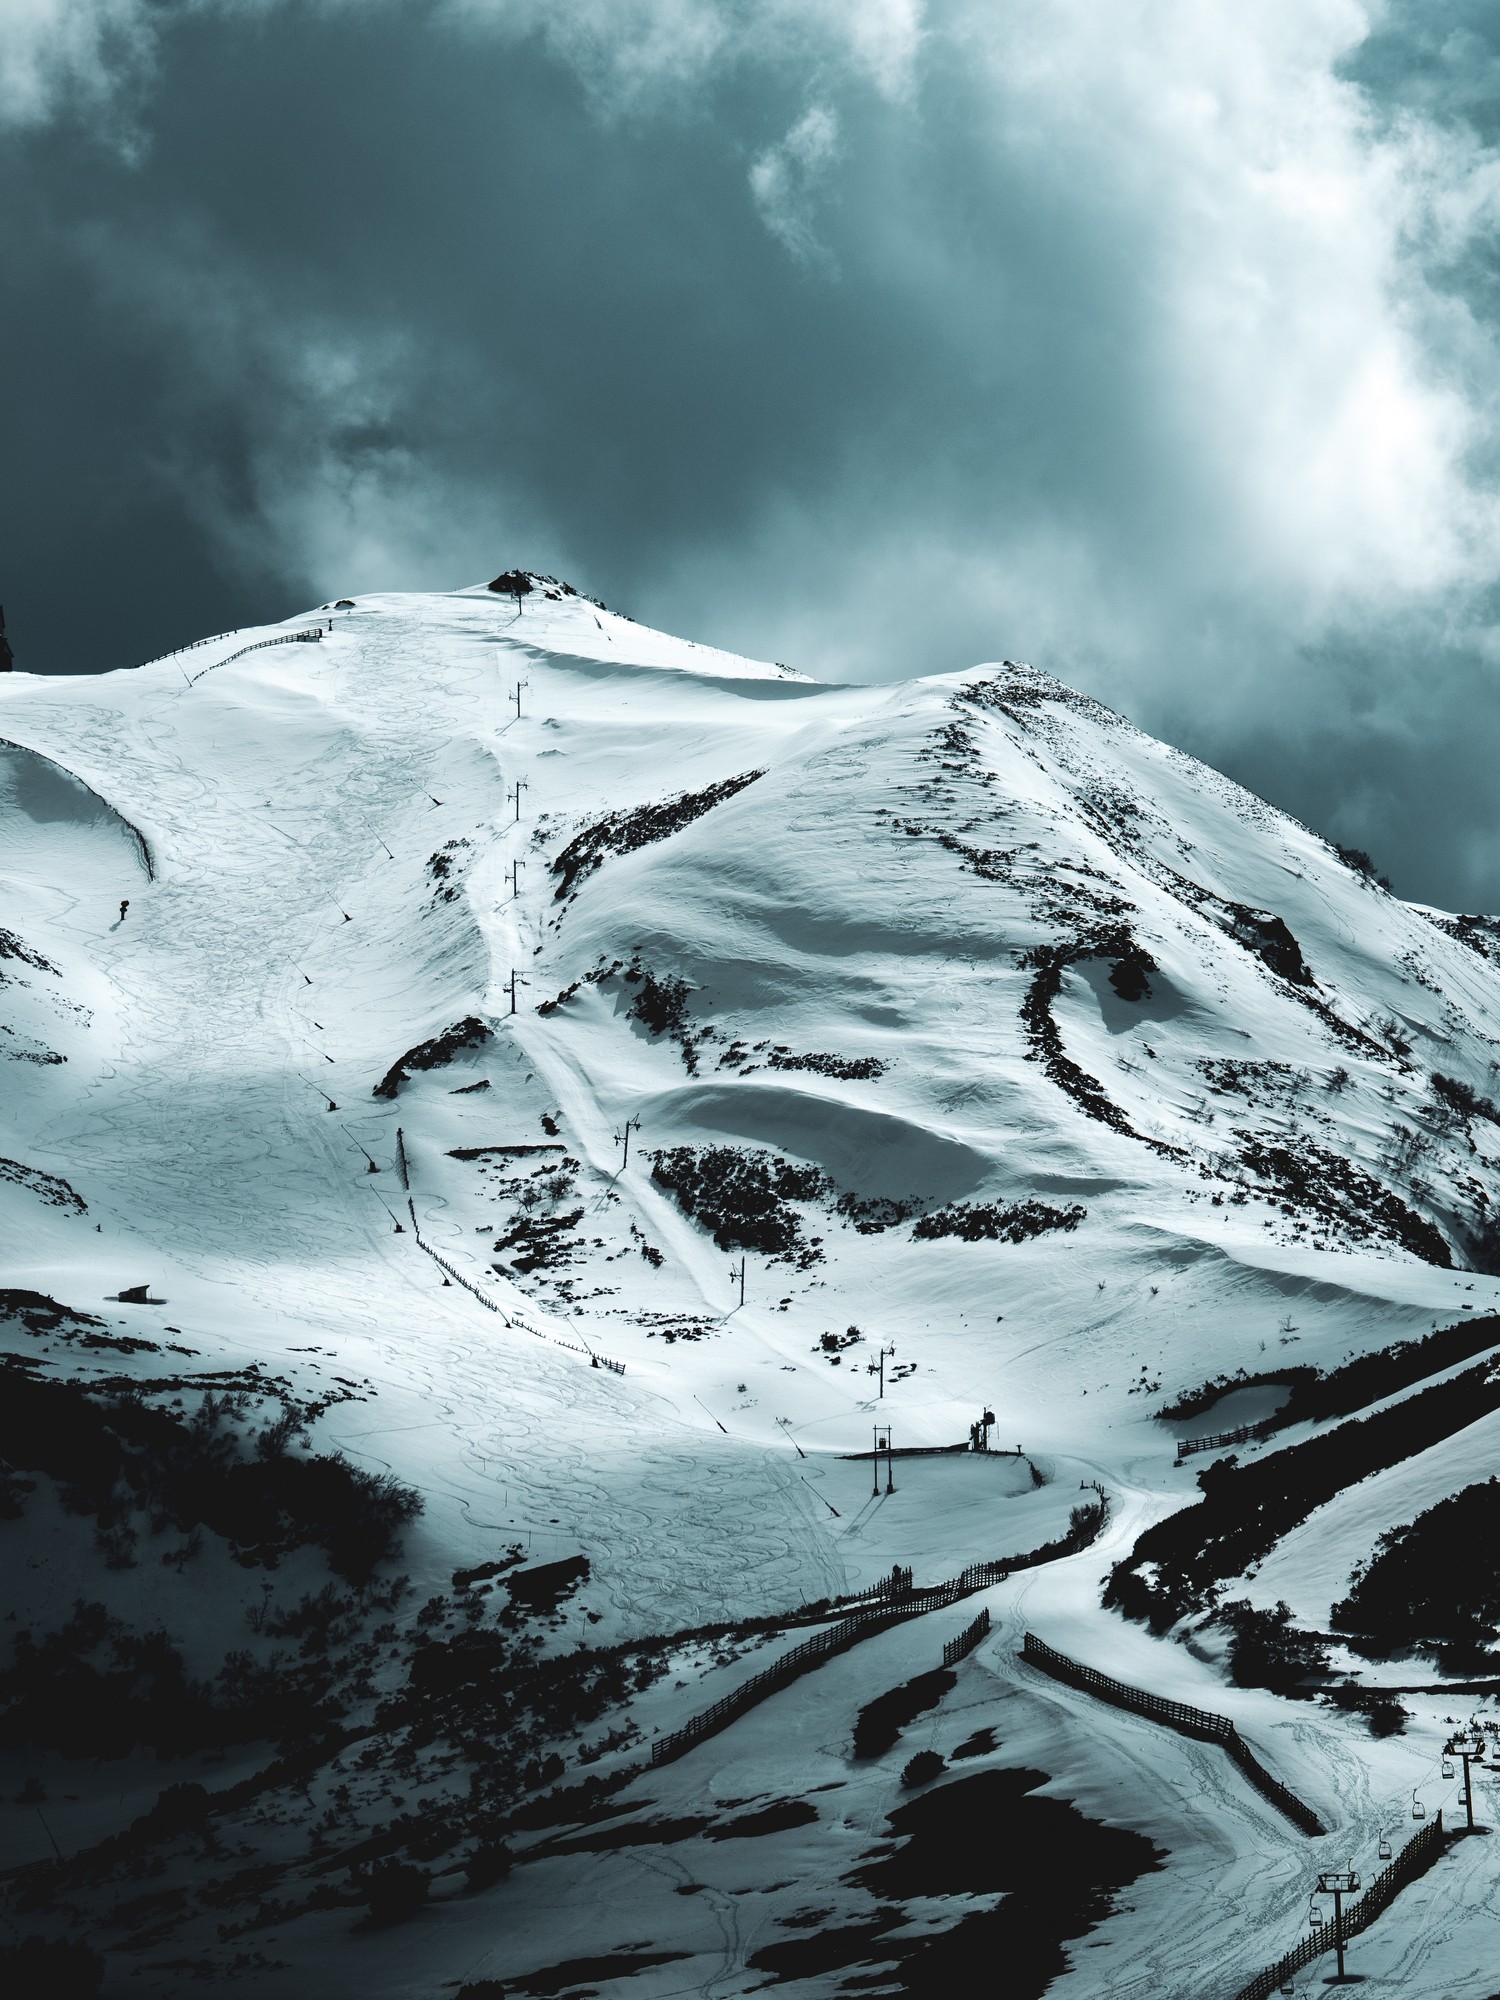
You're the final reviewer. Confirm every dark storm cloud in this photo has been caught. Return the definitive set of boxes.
[6,3,1500,910]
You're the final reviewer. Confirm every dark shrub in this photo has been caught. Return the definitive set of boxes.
[900,1750,946,1788]
[1332,1477,1500,1673]
[360,1859,430,1926]
[464,1840,514,1890]
[0,1936,103,1998]
[1217,1600,1331,1696]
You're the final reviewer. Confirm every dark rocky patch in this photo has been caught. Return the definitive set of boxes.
[1235,1132,1452,1265]
[0,928,59,975]
[551,772,764,899]
[1224,905,1315,985]
[764,1047,886,1080]
[913,1199,1084,1244]
[650,1146,828,1262]
[0,1157,85,1211]
[950,1726,998,1760]
[373,1016,491,1099]
[493,1208,586,1273]
[506,1556,590,1610]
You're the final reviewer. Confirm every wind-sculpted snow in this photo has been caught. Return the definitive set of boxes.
[5,585,1500,1993]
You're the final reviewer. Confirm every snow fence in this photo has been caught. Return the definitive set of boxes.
[650,1507,1105,1769]
[1231,1811,1449,2000]
[183,627,325,686]
[1021,1631,1325,1836]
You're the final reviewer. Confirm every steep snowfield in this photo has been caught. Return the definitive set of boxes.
[4,582,1500,1996]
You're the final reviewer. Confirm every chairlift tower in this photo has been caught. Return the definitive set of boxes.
[615,1115,641,1169]
[866,1341,896,1398]
[1315,1870,1361,1984]
[514,679,529,719]
[1448,1736,1489,1833]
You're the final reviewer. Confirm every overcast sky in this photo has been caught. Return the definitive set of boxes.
[6,2,1500,907]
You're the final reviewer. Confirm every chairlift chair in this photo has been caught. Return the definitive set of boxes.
[1378,1834,1392,1861]
[1412,1797,1426,1820]
[1443,1758,1456,1779]
[1309,1910,1325,1930]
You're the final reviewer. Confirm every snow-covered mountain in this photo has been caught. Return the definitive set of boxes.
[3,582,1499,1998]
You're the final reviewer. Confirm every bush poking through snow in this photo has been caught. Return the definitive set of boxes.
[650,1147,829,1259]
[0,1935,103,1997]
[900,1750,946,1788]
[550,772,765,899]
[912,1199,1085,1244]
[373,1017,491,1099]
[1216,1599,1331,1697]
[358,1859,430,1927]
[0,1366,422,1581]
[463,1840,513,1891]
[1331,1477,1500,1673]
[1108,1362,1500,1629]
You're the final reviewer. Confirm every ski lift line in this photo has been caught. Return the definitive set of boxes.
[1232,1812,1450,2000]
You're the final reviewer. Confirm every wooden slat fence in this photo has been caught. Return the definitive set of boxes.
[183,628,325,686]
[404,1194,624,1375]
[944,1607,991,1668]
[1231,1811,1448,2000]
[1175,1417,1279,1462]
[1021,1632,1325,1836]
[649,1504,1106,1768]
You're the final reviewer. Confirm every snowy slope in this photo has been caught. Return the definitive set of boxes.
[3,580,1500,1998]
